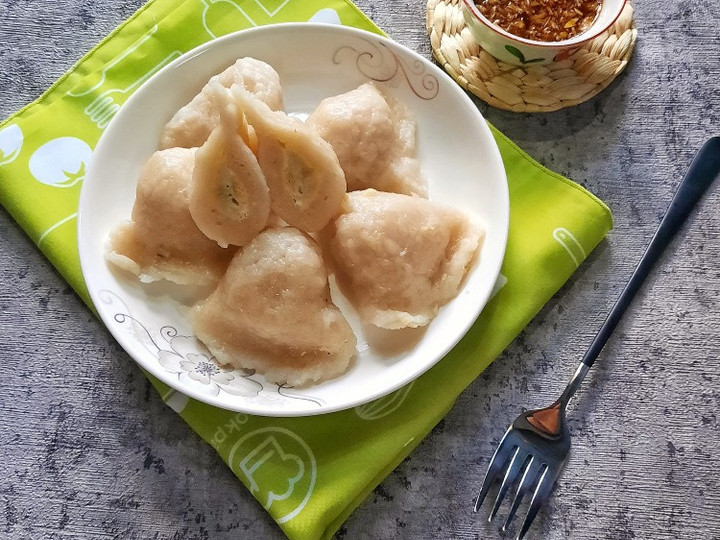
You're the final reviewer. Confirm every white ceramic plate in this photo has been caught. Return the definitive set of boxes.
[78,23,509,417]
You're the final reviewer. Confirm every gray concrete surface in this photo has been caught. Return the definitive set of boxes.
[1,0,719,538]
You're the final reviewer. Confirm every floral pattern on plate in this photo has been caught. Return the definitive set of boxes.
[333,37,440,100]
[98,289,324,408]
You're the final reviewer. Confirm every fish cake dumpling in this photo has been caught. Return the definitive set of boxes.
[160,57,283,150]
[189,82,270,248]
[190,227,357,386]
[105,147,235,285]
[306,83,427,198]
[232,85,346,232]
[326,189,484,329]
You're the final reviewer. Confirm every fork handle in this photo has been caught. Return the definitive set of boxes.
[581,136,720,369]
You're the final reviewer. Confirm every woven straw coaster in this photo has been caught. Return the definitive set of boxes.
[426,0,637,112]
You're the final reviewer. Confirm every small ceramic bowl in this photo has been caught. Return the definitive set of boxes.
[461,0,627,66]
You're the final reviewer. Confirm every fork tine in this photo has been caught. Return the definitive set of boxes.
[474,429,514,512]
[488,448,530,521]
[501,459,544,532]
[516,466,555,540]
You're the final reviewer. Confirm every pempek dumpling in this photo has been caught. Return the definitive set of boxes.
[190,227,357,386]
[306,83,427,197]
[106,147,235,286]
[231,85,346,232]
[326,189,484,329]
[188,82,270,248]
[159,57,283,150]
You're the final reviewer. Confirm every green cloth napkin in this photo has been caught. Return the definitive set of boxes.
[0,1,612,538]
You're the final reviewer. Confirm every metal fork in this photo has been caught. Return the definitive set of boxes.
[474,136,720,539]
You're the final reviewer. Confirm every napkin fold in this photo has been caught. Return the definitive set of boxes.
[0,1,612,539]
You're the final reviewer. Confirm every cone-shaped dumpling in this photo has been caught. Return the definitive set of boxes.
[105,147,235,285]
[306,83,427,197]
[190,227,357,386]
[231,85,346,232]
[160,57,283,150]
[326,189,484,329]
[188,82,270,248]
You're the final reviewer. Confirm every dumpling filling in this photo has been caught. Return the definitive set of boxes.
[232,85,347,232]
[188,82,270,248]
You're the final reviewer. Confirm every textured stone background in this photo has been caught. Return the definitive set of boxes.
[1,0,719,539]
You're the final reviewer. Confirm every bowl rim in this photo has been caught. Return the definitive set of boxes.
[461,0,627,49]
